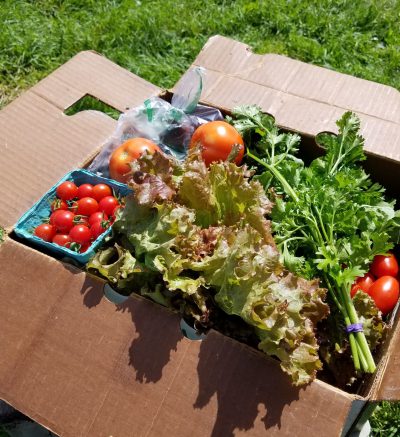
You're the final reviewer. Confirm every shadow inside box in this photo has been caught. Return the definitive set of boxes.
[114,295,301,435]
[75,272,301,435]
[195,333,302,436]
[115,296,183,384]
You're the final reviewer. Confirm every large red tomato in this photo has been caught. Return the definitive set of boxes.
[109,138,160,183]
[189,121,244,166]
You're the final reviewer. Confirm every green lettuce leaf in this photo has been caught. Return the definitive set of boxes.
[89,148,329,385]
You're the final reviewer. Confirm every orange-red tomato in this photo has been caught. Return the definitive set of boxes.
[52,234,72,247]
[77,184,94,199]
[189,121,244,166]
[92,184,112,201]
[98,196,119,216]
[56,181,78,200]
[368,276,399,315]
[350,273,375,298]
[109,138,160,183]
[76,197,99,216]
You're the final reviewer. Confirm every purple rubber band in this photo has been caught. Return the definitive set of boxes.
[346,323,364,333]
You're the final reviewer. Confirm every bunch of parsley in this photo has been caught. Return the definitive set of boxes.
[229,107,400,374]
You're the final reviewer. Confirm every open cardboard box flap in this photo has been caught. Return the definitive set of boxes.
[179,35,400,163]
[1,37,400,436]
[0,50,160,230]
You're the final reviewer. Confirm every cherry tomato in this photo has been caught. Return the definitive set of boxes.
[370,254,399,278]
[49,210,61,226]
[91,221,110,239]
[368,276,399,315]
[79,242,91,253]
[52,234,72,247]
[34,223,56,242]
[92,184,113,201]
[109,138,160,183]
[350,273,375,298]
[189,121,244,166]
[69,225,92,245]
[50,198,68,212]
[88,212,109,226]
[76,197,99,216]
[56,181,78,200]
[98,196,119,216]
[53,210,75,233]
[77,183,94,199]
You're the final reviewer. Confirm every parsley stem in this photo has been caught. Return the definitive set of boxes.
[356,340,369,372]
[247,151,300,202]
[322,274,343,314]
[340,284,376,372]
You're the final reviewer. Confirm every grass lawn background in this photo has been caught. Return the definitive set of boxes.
[1,0,400,434]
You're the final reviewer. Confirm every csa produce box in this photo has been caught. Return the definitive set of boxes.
[1,35,400,436]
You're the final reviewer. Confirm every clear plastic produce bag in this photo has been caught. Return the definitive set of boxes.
[88,68,223,177]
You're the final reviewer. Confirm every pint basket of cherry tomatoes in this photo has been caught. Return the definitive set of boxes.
[14,169,131,263]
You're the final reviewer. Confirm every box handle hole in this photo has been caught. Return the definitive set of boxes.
[65,94,121,120]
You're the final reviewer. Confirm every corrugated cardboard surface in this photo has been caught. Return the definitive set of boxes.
[178,35,400,163]
[0,238,355,437]
[1,38,400,436]
[0,50,160,231]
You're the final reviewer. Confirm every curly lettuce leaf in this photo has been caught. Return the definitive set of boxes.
[89,149,329,385]
[196,225,328,385]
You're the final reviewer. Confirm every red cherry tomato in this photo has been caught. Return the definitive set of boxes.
[368,276,399,315]
[79,242,91,253]
[76,197,99,216]
[69,225,92,245]
[370,254,399,278]
[56,181,78,200]
[50,198,68,212]
[77,183,94,199]
[34,223,56,242]
[91,221,110,239]
[53,210,75,233]
[52,234,72,247]
[189,121,244,166]
[98,196,119,216]
[89,212,109,226]
[350,273,375,298]
[92,184,113,201]
[49,210,61,226]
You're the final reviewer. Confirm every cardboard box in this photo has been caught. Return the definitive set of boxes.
[1,36,399,436]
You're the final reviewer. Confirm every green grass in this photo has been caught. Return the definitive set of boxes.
[371,402,400,436]
[1,0,400,433]
[0,424,10,437]
[1,0,400,108]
